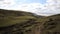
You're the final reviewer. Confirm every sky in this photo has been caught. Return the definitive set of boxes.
[0,0,60,16]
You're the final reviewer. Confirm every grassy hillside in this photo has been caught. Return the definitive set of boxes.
[0,9,42,34]
[0,9,39,27]
[40,14,60,34]
[0,9,60,34]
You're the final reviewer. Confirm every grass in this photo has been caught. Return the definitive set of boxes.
[0,9,60,34]
[40,14,60,34]
[0,9,37,27]
[0,16,36,27]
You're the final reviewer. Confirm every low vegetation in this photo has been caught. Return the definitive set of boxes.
[0,9,60,34]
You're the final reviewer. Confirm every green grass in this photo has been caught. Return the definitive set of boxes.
[0,16,36,27]
[0,9,37,27]
[40,14,60,34]
[0,9,60,34]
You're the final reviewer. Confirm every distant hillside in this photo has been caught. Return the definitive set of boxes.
[0,9,35,16]
[0,9,42,27]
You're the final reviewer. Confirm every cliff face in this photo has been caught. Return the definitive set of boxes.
[0,9,60,34]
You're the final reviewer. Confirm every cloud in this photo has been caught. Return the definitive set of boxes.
[0,0,16,8]
[36,0,60,16]
[0,0,60,16]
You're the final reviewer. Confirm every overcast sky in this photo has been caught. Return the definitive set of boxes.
[0,0,60,16]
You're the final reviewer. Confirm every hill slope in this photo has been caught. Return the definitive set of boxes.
[0,9,42,34]
[0,9,41,27]
[0,9,60,34]
[40,14,60,34]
